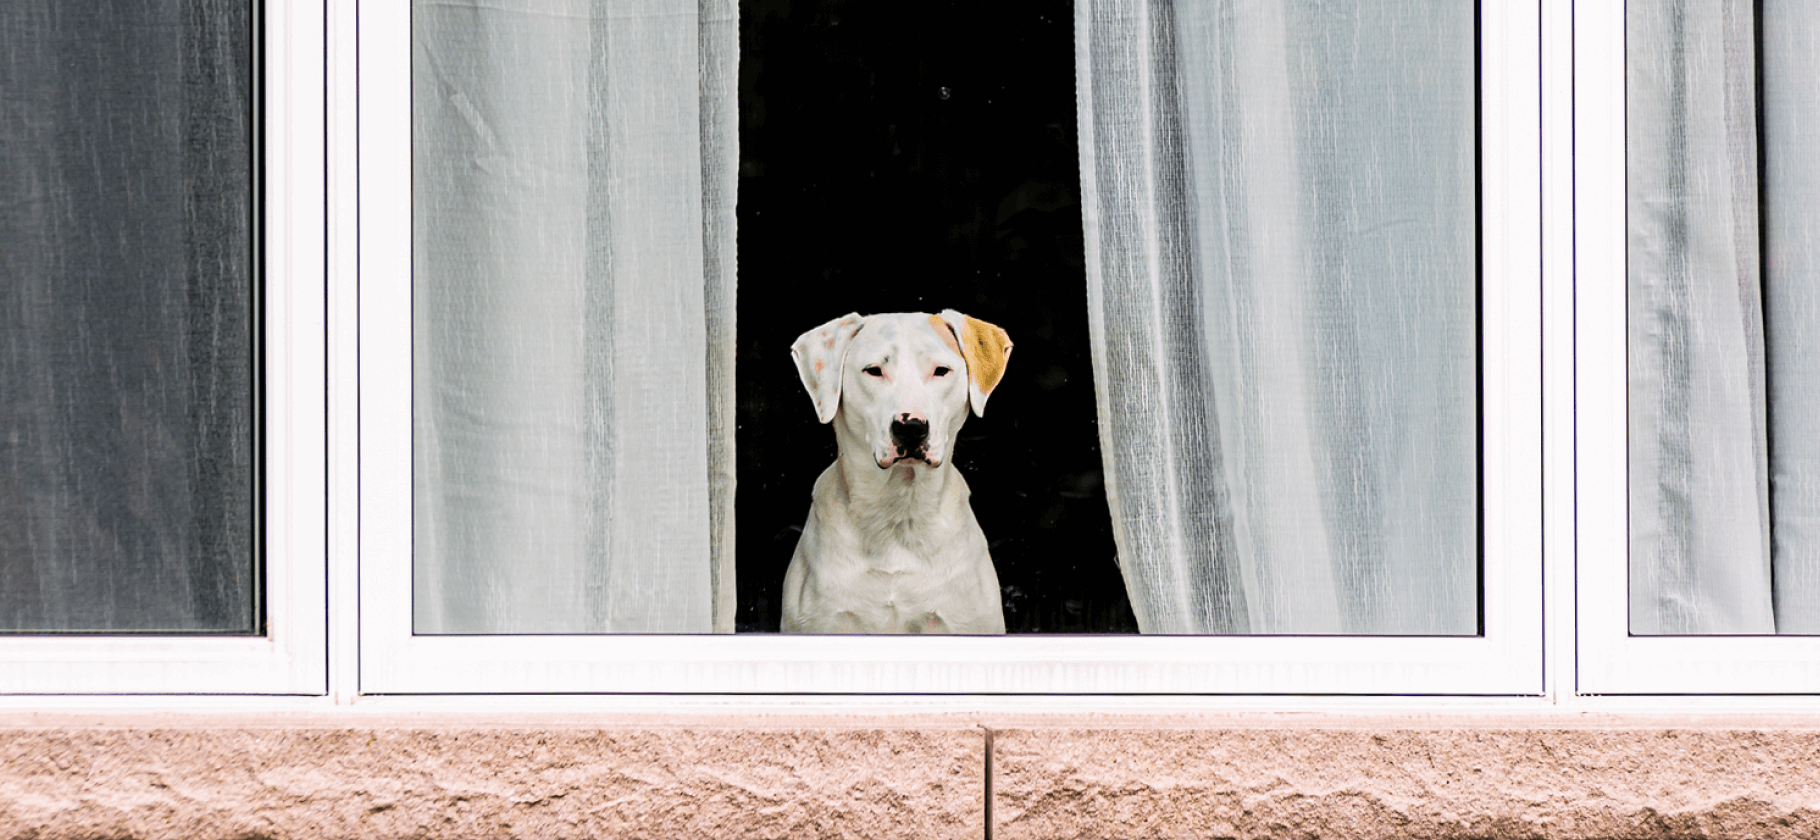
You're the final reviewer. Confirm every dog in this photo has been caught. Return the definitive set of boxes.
[782,310,1013,634]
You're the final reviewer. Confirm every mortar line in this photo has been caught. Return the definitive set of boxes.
[980,723,995,840]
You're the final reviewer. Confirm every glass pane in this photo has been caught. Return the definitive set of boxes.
[740,0,1477,636]
[412,0,727,634]
[734,0,1135,634]
[0,0,258,633]
[1627,0,1820,635]
[413,0,1478,637]
[1070,0,1479,635]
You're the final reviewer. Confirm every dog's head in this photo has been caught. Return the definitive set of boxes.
[791,310,1013,470]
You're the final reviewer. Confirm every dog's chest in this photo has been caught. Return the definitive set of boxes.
[787,461,1001,634]
[821,532,990,628]
[860,542,952,591]
[845,549,964,632]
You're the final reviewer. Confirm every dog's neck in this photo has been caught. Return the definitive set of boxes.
[829,435,967,556]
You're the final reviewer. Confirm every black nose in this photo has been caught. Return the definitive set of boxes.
[891,416,929,449]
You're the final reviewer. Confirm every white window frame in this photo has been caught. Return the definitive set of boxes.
[0,0,328,695]
[356,0,1541,695]
[1574,0,1820,695]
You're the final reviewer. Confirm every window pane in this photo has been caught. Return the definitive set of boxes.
[0,0,258,633]
[1075,0,1480,634]
[411,0,732,634]
[734,0,1136,634]
[412,0,1479,637]
[1627,0,1820,635]
[743,0,1478,636]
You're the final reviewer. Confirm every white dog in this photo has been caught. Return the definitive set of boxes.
[782,310,1013,634]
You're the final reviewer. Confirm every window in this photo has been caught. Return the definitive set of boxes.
[0,0,326,693]
[1576,0,1820,693]
[11,0,1820,706]
[357,0,1540,694]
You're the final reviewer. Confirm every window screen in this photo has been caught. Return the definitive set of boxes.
[0,0,259,633]
[1627,0,1820,635]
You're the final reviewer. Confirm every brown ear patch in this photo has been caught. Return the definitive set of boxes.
[931,314,963,356]
[959,314,1012,396]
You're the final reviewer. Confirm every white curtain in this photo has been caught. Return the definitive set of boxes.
[1075,0,1477,634]
[412,0,736,634]
[1629,0,1820,634]
[1764,1,1820,633]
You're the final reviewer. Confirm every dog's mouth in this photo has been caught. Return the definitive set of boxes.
[876,447,941,470]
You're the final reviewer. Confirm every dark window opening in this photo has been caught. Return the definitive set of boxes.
[735,0,1136,633]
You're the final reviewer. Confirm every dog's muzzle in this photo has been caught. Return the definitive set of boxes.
[887,415,931,466]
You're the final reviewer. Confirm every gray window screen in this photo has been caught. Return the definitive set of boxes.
[0,0,258,633]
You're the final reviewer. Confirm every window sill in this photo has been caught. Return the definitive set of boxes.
[4,707,1819,838]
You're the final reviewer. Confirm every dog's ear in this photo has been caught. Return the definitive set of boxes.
[791,313,865,424]
[937,310,1013,417]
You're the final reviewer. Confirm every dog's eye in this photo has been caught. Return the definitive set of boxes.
[933,366,952,377]
[863,365,884,377]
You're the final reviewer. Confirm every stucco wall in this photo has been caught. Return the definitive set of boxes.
[993,723,1820,839]
[0,719,983,839]
[4,713,1819,839]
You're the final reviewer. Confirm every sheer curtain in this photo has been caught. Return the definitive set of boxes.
[0,0,255,632]
[413,0,736,634]
[1628,0,1820,634]
[1075,0,1477,635]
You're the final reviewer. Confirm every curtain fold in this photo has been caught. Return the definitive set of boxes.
[1628,0,1820,635]
[1762,1,1820,633]
[413,0,735,634]
[1076,0,1477,635]
[699,0,739,634]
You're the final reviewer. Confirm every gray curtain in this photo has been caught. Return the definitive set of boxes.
[0,0,256,632]
[1629,0,1820,634]
[1075,0,1477,634]
[412,0,737,634]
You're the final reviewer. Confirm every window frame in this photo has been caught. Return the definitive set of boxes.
[16,0,1820,706]
[1574,0,1820,695]
[356,0,1542,695]
[0,0,328,696]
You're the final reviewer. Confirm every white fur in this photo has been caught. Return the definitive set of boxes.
[782,312,1007,634]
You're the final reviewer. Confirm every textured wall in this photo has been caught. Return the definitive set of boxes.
[5,715,1820,839]
[992,723,1820,839]
[0,722,983,839]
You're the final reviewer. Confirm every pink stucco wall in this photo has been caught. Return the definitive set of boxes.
[3,712,1818,838]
